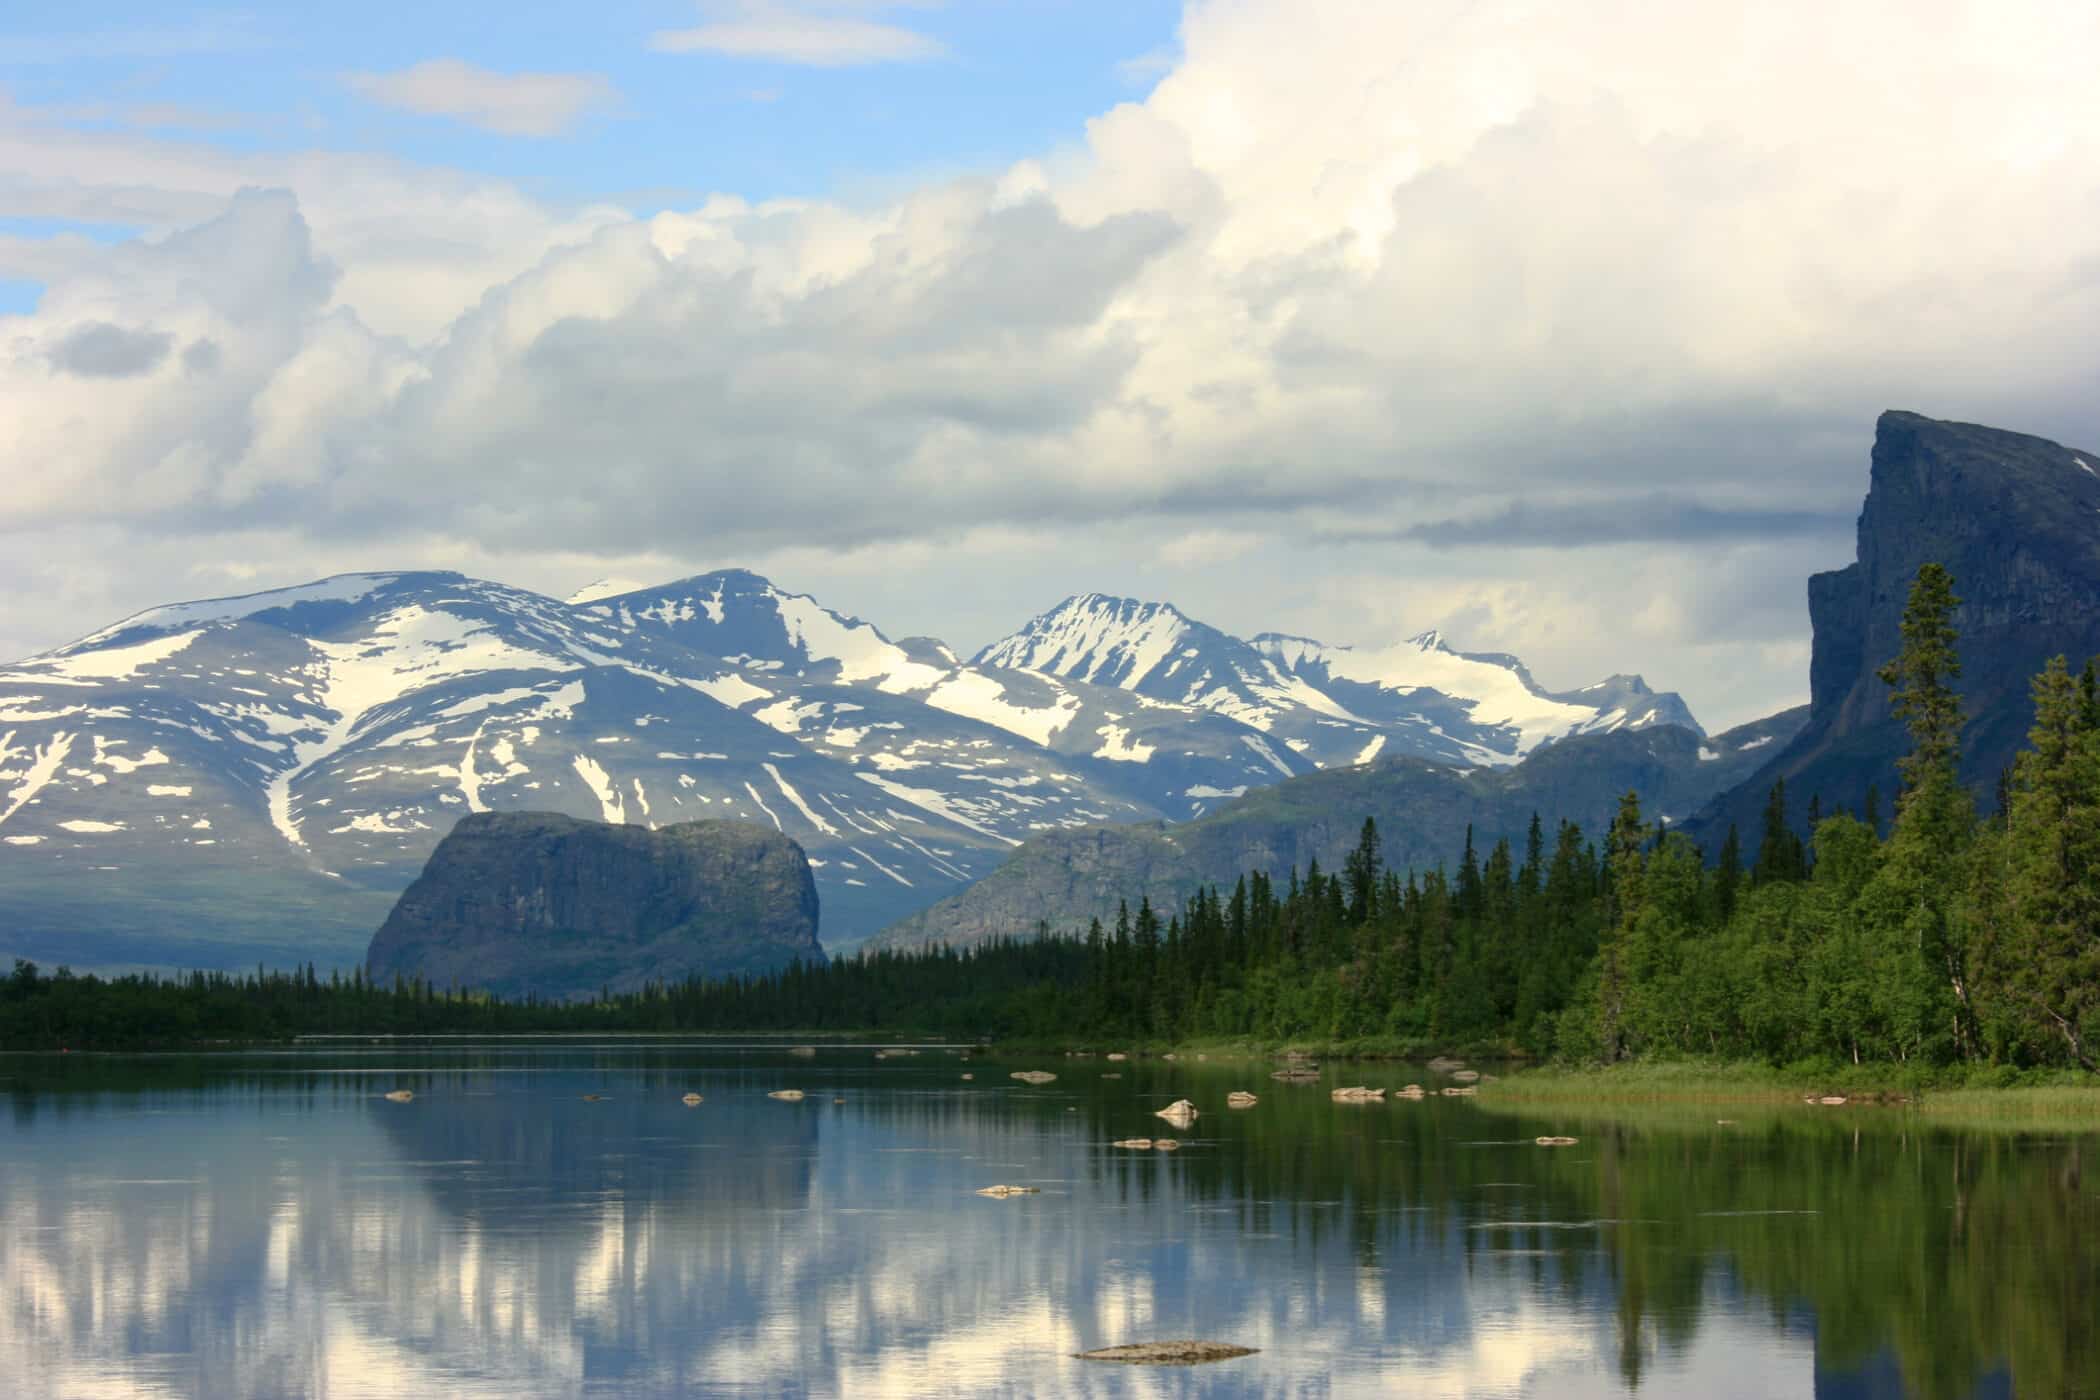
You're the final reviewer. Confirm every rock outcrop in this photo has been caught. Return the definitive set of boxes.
[364,812,821,1000]
[1689,411,2100,854]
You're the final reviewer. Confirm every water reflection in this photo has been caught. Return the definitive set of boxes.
[1,1048,2092,1397]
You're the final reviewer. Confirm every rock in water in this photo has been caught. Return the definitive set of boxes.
[364,811,821,1001]
[1075,1342,1258,1365]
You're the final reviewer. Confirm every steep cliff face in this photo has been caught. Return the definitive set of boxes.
[365,813,821,1000]
[1694,410,2100,849]
[871,711,1802,951]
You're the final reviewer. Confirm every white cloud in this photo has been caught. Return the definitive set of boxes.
[651,2,947,67]
[345,60,620,137]
[2,0,2099,732]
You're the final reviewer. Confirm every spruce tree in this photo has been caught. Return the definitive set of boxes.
[1599,790,1647,1061]
[1344,818,1382,924]
[2002,657,2100,1067]
[1878,561,1964,802]
[1715,824,1742,922]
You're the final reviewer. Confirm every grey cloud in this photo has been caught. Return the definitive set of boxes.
[46,321,174,378]
[181,339,222,374]
[1329,496,1856,550]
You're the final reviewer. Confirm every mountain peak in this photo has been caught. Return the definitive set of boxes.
[974,593,1200,689]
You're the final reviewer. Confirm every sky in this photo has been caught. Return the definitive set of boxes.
[2,0,2097,731]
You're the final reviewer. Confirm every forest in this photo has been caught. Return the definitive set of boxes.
[4,564,2095,1070]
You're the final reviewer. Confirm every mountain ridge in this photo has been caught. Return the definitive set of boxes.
[1,565,1704,972]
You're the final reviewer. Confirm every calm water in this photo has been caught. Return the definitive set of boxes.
[2,1043,2094,1398]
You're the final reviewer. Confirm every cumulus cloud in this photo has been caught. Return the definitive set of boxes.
[44,321,174,377]
[651,2,947,67]
[2,0,2099,730]
[345,60,621,137]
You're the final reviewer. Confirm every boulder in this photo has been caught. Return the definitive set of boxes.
[1226,1091,1257,1108]
[364,812,821,1001]
[1154,1099,1199,1127]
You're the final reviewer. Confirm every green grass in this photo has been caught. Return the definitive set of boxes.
[1477,1058,2100,1125]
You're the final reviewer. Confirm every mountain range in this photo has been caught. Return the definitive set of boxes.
[0,569,1699,970]
[880,410,2100,951]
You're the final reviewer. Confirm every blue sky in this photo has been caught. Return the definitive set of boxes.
[1,3,1181,220]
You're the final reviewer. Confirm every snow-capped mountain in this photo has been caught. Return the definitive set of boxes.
[0,572,1701,972]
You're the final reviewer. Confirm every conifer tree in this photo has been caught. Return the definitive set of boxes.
[1715,824,1742,922]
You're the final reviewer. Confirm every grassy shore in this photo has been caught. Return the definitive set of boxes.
[1477,1060,2100,1123]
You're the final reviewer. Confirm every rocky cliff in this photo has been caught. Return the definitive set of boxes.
[365,812,821,1000]
[1689,411,2100,851]
[871,710,1803,951]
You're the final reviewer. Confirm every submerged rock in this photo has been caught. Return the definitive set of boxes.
[1440,1085,1477,1097]
[1106,1053,1129,1062]
[1331,1086,1385,1102]
[382,1089,414,1103]
[681,1093,704,1106]
[975,1184,1040,1197]
[1536,1135,1579,1146]
[767,1089,806,1101]
[1269,1068,1321,1083]
[365,811,822,1001]
[1111,1138,1155,1149]
[1075,1342,1259,1365]
[1011,1070,1058,1084]
[1226,1091,1257,1108]
[1451,1069,1481,1083]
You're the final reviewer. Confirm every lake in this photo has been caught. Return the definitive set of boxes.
[2,1042,2094,1398]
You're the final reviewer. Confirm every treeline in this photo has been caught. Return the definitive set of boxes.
[5,565,2093,1067]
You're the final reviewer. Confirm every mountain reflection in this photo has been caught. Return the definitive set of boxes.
[1,1050,2091,1397]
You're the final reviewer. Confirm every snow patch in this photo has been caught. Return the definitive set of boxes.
[762,762,838,836]
[690,673,773,709]
[742,781,783,831]
[59,819,126,833]
[922,670,1081,746]
[147,784,193,796]
[570,754,626,824]
[0,729,75,829]
[1184,784,1248,799]
[1241,734,1295,778]
[854,771,1021,845]
[1092,722,1156,763]
[1354,734,1386,766]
